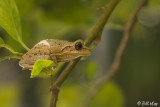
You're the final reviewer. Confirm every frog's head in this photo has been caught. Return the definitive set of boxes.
[61,40,91,57]
[73,40,91,56]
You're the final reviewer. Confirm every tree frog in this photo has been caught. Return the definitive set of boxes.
[19,39,91,70]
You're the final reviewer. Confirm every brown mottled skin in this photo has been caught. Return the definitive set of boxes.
[19,39,91,70]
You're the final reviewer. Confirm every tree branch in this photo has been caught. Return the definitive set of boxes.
[85,0,120,47]
[49,0,120,107]
[82,0,148,107]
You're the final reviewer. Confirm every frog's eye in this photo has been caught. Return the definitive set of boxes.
[75,42,82,50]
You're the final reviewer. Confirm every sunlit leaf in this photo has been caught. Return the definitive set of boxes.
[0,0,29,50]
[31,60,56,78]
[0,0,21,41]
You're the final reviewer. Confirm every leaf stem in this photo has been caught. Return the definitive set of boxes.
[0,55,22,62]
[19,39,30,51]
[0,44,23,56]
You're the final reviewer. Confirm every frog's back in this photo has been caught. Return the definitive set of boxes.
[22,39,74,59]
[46,39,74,52]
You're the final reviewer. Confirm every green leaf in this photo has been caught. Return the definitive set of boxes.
[0,0,21,42]
[31,60,56,78]
[0,37,5,44]
[0,0,29,50]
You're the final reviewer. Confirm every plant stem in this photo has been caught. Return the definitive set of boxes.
[0,55,22,62]
[82,0,148,106]
[0,44,23,56]
[50,58,80,107]
[85,0,120,47]
[49,0,120,107]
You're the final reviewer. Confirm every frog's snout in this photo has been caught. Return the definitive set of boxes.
[81,48,91,56]
[86,49,91,56]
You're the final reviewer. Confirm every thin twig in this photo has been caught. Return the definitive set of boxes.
[0,55,22,62]
[82,0,148,107]
[49,0,120,107]
[0,44,23,56]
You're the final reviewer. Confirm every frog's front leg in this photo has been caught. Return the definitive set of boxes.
[50,55,58,69]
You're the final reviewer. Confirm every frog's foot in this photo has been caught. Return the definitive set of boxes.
[23,67,33,70]
[20,64,33,70]
[51,58,58,70]
[43,67,52,75]
[22,67,27,70]
[52,64,58,70]
[50,56,58,70]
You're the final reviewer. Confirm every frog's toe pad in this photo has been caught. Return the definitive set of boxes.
[52,67,56,70]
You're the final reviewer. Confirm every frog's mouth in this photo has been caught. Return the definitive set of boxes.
[77,48,91,56]
[65,48,91,56]
[61,46,91,56]
[57,47,91,62]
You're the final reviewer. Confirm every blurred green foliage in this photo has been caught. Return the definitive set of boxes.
[90,82,124,107]
[56,82,124,107]
[85,61,98,81]
[57,85,84,107]
[0,83,19,107]
[0,0,160,107]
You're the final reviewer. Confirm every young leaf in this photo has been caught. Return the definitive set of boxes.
[0,0,29,50]
[31,60,56,78]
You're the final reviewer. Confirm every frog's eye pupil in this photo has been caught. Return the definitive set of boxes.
[75,42,82,50]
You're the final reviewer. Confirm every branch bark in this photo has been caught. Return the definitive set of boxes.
[82,0,148,107]
[49,0,120,107]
